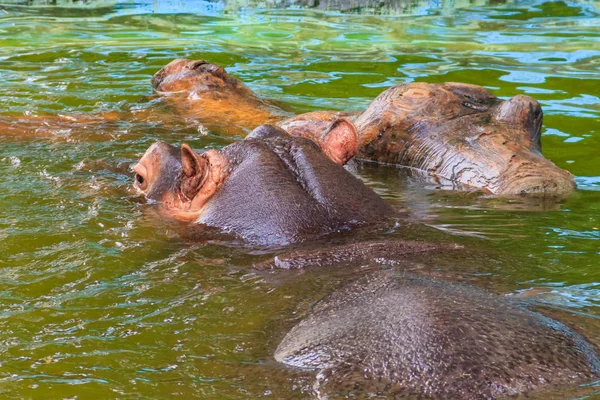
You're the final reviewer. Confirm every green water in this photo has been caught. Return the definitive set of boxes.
[0,0,599,398]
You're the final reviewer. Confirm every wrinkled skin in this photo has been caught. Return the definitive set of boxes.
[148,59,579,196]
[280,83,576,196]
[275,270,600,399]
[2,58,576,196]
[133,124,395,245]
[357,83,576,195]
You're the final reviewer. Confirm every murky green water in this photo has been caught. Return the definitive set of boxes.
[0,0,599,398]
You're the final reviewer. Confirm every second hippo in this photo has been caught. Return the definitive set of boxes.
[281,82,576,196]
[132,124,395,246]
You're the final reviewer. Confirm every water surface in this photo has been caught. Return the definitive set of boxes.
[0,0,599,398]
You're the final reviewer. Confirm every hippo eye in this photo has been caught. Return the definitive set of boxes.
[188,60,209,70]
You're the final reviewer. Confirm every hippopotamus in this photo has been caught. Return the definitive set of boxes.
[280,83,576,196]
[275,269,600,399]
[130,113,597,399]
[151,59,575,196]
[151,58,291,135]
[0,58,289,141]
[4,58,576,196]
[132,123,395,245]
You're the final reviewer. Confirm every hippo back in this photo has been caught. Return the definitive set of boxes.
[198,131,396,246]
[275,271,600,398]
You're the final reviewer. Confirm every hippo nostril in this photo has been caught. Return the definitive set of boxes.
[135,173,148,191]
[498,172,576,197]
[135,173,144,185]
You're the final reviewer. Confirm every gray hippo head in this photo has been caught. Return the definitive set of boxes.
[133,125,395,245]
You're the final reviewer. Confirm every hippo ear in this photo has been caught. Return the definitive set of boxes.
[322,119,359,165]
[181,144,209,199]
[493,95,543,151]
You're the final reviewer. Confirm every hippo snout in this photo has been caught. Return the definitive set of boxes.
[497,165,576,196]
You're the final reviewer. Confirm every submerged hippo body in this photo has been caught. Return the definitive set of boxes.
[151,58,290,134]
[276,270,600,399]
[281,83,576,196]
[133,124,395,245]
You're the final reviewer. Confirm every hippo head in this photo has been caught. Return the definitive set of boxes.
[133,124,394,245]
[355,82,576,196]
[151,59,289,134]
[151,58,253,96]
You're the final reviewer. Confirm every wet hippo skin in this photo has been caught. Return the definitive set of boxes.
[133,124,396,246]
[280,83,576,196]
[152,59,575,196]
[151,58,291,135]
[1,59,575,196]
[0,58,289,142]
[354,83,576,196]
[275,270,600,399]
